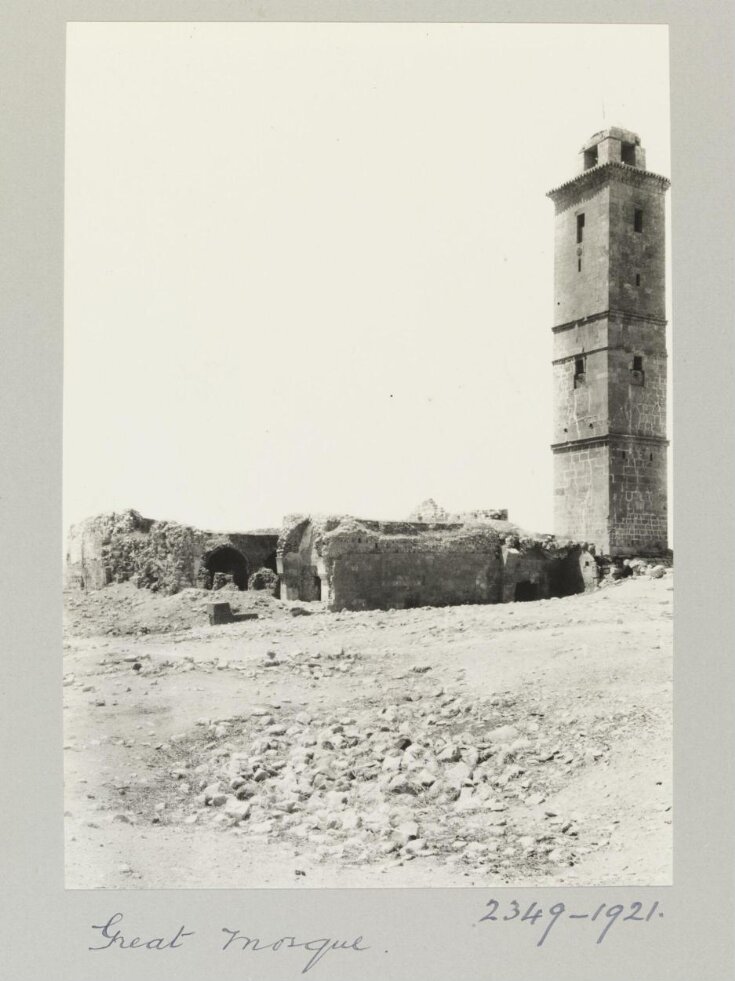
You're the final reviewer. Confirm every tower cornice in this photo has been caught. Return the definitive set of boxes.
[551,434,670,452]
[551,309,669,334]
[547,161,671,210]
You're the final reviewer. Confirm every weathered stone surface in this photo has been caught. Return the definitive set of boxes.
[277,515,597,612]
[65,509,278,595]
[549,130,670,558]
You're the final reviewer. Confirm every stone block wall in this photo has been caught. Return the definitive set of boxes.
[608,440,668,555]
[608,178,667,319]
[65,510,278,594]
[552,181,610,327]
[278,515,598,612]
[553,444,610,550]
[329,551,504,611]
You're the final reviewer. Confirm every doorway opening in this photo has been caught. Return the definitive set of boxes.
[514,580,539,602]
[202,545,249,590]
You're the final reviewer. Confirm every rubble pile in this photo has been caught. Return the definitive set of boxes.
[63,583,288,637]
[136,678,647,876]
[248,567,280,595]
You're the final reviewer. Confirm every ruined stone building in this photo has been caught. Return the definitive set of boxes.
[408,499,509,524]
[277,514,597,611]
[65,128,668,611]
[548,128,670,556]
[65,510,278,594]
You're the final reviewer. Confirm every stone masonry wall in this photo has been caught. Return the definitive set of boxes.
[608,440,668,555]
[278,516,598,612]
[606,317,667,439]
[553,444,610,550]
[329,551,504,612]
[553,346,608,445]
[65,510,278,594]
[552,181,610,327]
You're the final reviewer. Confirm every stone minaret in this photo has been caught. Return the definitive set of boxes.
[547,127,670,556]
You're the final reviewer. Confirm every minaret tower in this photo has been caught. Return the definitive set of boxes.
[547,128,670,556]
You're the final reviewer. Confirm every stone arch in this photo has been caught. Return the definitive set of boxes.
[201,544,249,591]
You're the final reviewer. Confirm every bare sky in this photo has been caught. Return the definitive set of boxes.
[64,22,671,536]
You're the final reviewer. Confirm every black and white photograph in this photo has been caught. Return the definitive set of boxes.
[62,22,674,890]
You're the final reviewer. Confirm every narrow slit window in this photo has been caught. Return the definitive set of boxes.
[576,213,585,243]
[574,357,586,387]
[633,356,643,372]
[635,273,641,286]
[634,209,644,232]
[578,258,582,272]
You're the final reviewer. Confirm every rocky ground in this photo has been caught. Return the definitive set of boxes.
[63,572,672,889]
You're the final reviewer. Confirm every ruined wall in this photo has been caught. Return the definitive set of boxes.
[227,534,279,577]
[408,499,509,524]
[65,510,278,594]
[278,515,598,612]
[277,517,332,602]
[606,316,667,438]
[325,519,505,611]
[329,551,504,611]
[607,176,667,318]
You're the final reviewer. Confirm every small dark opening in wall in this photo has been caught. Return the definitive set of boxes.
[634,208,644,232]
[576,213,585,243]
[203,545,249,591]
[649,453,653,461]
[633,355,644,372]
[578,258,582,272]
[622,451,627,459]
[575,357,585,375]
[635,273,641,286]
[621,142,637,165]
[583,147,598,169]
[313,575,322,601]
[514,581,539,602]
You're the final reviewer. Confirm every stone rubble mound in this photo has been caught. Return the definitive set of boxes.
[146,672,642,874]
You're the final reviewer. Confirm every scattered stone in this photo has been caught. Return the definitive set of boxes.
[393,821,419,846]
[486,724,519,745]
[224,799,252,823]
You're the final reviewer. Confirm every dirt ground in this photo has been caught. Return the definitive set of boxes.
[63,573,672,889]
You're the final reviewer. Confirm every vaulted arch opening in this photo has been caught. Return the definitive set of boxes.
[202,545,249,590]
